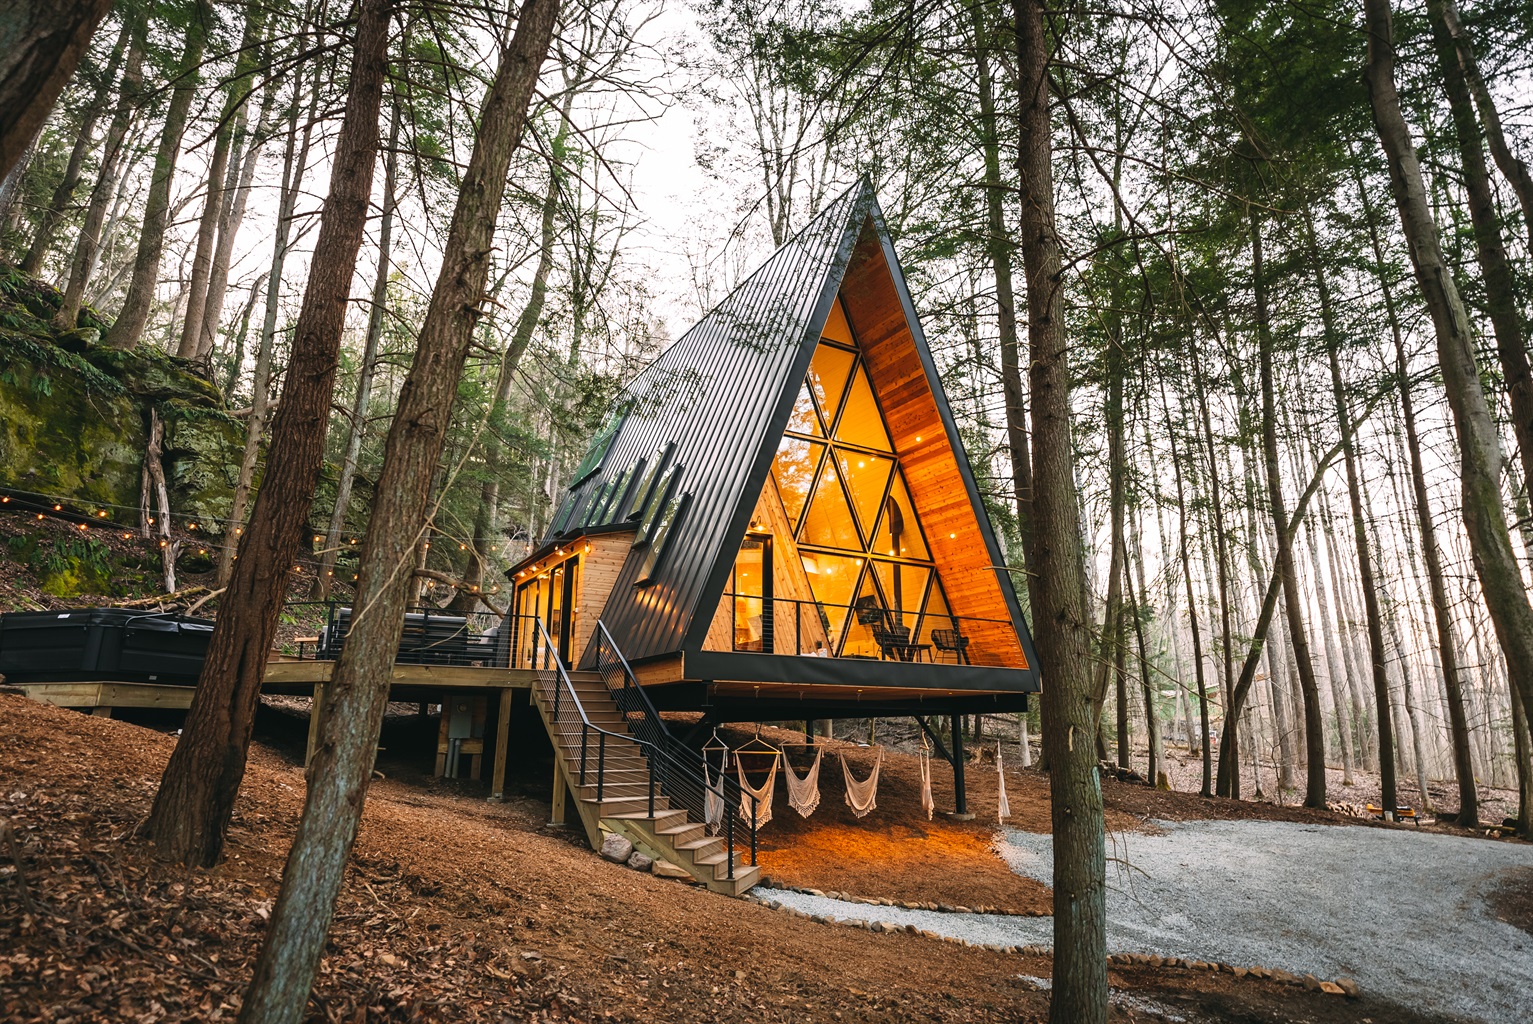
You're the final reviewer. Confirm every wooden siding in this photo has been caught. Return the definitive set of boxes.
[572,529,637,662]
[840,227,1027,670]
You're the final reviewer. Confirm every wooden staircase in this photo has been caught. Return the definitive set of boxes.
[530,668,759,897]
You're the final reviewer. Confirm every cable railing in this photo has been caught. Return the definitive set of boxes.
[281,600,535,669]
[716,592,1026,668]
[535,619,759,878]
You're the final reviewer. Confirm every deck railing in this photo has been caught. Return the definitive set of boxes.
[533,619,758,877]
[716,592,1025,668]
[282,600,533,669]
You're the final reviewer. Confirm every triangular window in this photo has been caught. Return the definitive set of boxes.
[807,343,855,430]
[798,464,861,551]
[786,380,823,436]
[871,469,928,561]
[822,295,855,345]
[771,436,824,529]
[872,559,929,628]
[834,364,893,452]
[834,449,892,544]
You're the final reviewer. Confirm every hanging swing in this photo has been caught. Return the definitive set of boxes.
[996,741,1011,822]
[918,738,935,822]
[783,744,823,818]
[734,730,781,828]
[840,750,882,818]
[702,727,731,834]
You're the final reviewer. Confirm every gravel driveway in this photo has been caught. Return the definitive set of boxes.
[761,819,1533,1023]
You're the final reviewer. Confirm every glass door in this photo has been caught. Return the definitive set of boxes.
[733,536,772,652]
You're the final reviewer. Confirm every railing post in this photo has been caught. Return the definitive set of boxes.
[750,795,758,867]
[597,732,606,802]
[726,797,735,880]
[580,724,588,786]
[647,761,655,817]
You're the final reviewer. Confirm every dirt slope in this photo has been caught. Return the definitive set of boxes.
[0,695,1452,1023]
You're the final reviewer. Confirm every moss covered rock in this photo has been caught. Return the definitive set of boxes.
[0,263,244,535]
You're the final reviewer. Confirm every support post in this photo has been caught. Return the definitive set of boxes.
[805,718,817,741]
[488,686,513,802]
[951,712,969,817]
[549,764,566,825]
[305,683,325,768]
[91,706,113,718]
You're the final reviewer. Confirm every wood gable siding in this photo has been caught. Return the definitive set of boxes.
[840,223,1028,670]
[572,530,637,665]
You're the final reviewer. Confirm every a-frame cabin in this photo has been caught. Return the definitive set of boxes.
[506,179,1039,725]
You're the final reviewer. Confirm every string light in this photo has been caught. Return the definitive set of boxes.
[53,504,61,511]
[96,510,107,518]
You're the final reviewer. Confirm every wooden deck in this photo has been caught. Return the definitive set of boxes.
[14,660,538,801]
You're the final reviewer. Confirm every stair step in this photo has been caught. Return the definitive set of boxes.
[605,809,688,829]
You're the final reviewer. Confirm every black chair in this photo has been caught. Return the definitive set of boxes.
[932,628,970,665]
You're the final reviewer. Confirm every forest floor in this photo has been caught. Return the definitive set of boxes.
[2,696,1516,1023]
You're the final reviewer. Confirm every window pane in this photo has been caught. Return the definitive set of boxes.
[872,559,929,630]
[798,462,861,551]
[834,363,892,452]
[807,343,855,429]
[835,449,892,544]
[638,493,687,582]
[872,470,929,560]
[772,436,824,529]
[822,295,854,345]
[800,552,863,654]
[786,380,823,436]
[843,568,886,659]
[917,579,964,662]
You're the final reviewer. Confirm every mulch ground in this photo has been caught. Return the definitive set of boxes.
[0,695,1465,1023]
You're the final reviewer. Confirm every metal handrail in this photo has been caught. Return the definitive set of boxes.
[593,620,759,876]
[534,619,759,878]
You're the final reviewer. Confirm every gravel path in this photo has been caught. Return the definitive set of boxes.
[761,819,1533,1023]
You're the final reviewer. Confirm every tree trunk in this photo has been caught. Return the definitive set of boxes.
[312,99,401,601]
[1432,0,1533,249]
[0,0,113,182]
[1250,213,1326,808]
[1427,0,1533,513]
[218,47,330,588]
[20,20,127,275]
[1162,376,1212,791]
[180,7,266,365]
[102,1,210,350]
[238,4,558,1019]
[972,0,1033,558]
[1126,523,1161,785]
[1012,1,1106,1017]
[1306,210,1397,812]
[145,408,177,593]
[1365,0,1533,833]
[148,0,392,870]
[197,77,273,369]
[54,25,142,329]
[450,115,566,612]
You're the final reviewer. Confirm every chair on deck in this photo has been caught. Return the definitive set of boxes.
[932,628,970,665]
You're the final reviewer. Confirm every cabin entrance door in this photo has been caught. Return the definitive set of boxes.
[514,554,582,668]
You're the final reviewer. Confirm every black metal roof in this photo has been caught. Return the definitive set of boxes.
[519,178,1034,680]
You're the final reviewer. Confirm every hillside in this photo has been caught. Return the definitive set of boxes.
[0,695,1469,1024]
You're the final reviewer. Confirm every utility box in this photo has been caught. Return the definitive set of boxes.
[0,608,215,685]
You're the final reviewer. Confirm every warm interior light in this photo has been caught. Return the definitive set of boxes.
[916,435,922,442]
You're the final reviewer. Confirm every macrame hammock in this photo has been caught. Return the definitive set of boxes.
[703,747,729,835]
[783,746,823,818]
[840,751,883,818]
[996,741,1011,822]
[918,744,935,821]
[736,756,777,828]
